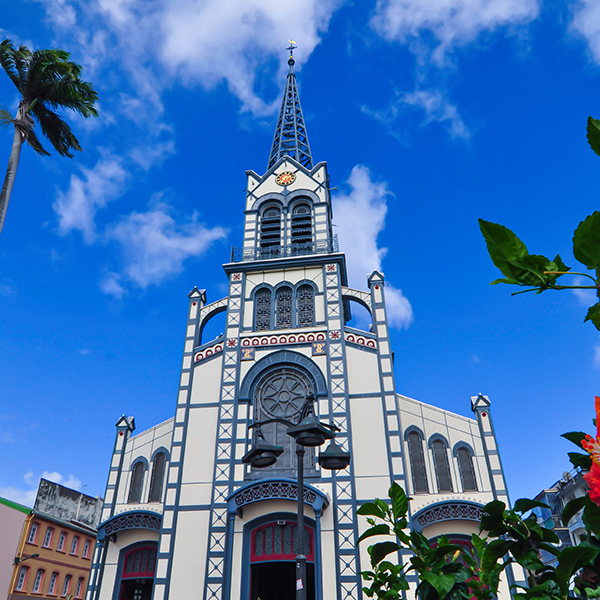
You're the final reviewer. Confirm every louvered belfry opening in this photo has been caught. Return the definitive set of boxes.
[291,204,312,247]
[260,207,281,249]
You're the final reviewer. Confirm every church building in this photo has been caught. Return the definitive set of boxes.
[86,49,519,600]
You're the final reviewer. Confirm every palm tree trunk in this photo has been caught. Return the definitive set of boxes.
[0,123,24,237]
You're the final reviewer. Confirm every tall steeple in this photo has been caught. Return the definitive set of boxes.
[267,44,313,170]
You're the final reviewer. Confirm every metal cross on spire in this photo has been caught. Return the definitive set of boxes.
[267,42,313,171]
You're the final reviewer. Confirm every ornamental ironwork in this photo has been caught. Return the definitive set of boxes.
[298,285,315,327]
[231,236,338,262]
[104,512,162,536]
[257,368,310,419]
[415,503,484,528]
[276,287,293,329]
[232,480,317,509]
[255,289,272,331]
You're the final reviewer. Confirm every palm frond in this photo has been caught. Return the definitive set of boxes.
[32,103,80,157]
[0,40,23,90]
[0,107,16,128]
[24,126,50,156]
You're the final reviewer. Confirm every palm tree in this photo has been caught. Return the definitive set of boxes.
[0,40,98,236]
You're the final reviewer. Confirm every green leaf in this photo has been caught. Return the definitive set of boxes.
[585,303,600,332]
[573,211,600,271]
[563,496,587,526]
[587,117,600,158]
[358,524,391,544]
[419,571,456,599]
[562,432,588,449]
[568,452,593,471]
[482,539,510,572]
[479,220,529,279]
[556,546,599,584]
[583,498,600,536]
[514,498,549,513]
[357,502,387,520]
[389,482,409,520]
[368,541,401,567]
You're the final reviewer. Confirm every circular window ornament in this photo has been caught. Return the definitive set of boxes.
[275,171,296,186]
[256,368,310,419]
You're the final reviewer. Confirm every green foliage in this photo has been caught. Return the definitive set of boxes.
[478,213,600,331]
[587,117,600,157]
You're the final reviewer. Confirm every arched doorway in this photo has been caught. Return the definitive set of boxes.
[118,544,157,600]
[250,520,315,600]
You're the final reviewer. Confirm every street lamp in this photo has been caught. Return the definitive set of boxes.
[242,393,351,600]
[13,553,39,565]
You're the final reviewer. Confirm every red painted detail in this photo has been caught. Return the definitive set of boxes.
[375,285,379,289]
[316,333,325,341]
[298,335,305,342]
[481,412,487,417]
[250,521,314,563]
[192,302,197,306]
[119,432,124,436]
[121,546,157,579]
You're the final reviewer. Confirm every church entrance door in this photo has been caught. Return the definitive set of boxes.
[118,544,157,600]
[250,521,315,600]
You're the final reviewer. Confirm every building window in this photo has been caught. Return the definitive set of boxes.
[457,447,478,492]
[255,288,272,331]
[82,539,91,558]
[57,532,67,552]
[62,574,72,597]
[275,287,293,329]
[432,439,453,492]
[75,577,85,599]
[407,431,428,493]
[16,566,28,591]
[70,536,79,555]
[149,452,167,502]
[252,367,315,472]
[290,203,312,247]
[122,546,157,578]
[32,569,44,593]
[43,527,53,548]
[128,462,145,503]
[260,207,281,249]
[27,522,39,544]
[297,285,315,327]
[48,572,59,595]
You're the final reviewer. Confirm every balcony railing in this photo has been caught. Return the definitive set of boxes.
[231,235,339,262]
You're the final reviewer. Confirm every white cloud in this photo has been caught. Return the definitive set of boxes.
[34,0,342,117]
[572,277,597,306]
[0,282,17,296]
[102,202,228,295]
[333,165,413,329]
[53,155,128,242]
[594,336,600,368]
[0,471,82,507]
[365,88,471,140]
[371,0,539,64]
[571,0,600,64]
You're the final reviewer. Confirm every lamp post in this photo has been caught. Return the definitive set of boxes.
[242,393,351,600]
[13,553,39,565]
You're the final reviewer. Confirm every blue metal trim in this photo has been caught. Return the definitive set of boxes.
[226,477,329,512]
[427,433,450,450]
[403,424,425,442]
[411,500,485,534]
[97,510,163,542]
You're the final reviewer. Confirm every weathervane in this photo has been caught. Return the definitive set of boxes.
[286,40,297,57]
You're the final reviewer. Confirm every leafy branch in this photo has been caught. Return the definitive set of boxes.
[479,211,600,331]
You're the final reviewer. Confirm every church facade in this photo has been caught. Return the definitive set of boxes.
[86,51,519,600]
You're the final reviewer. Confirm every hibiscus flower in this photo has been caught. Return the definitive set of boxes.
[582,397,600,506]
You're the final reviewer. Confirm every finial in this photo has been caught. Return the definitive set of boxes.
[286,40,297,70]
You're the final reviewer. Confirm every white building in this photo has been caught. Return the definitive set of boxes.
[87,49,520,600]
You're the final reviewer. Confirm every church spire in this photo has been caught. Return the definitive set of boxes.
[268,43,313,170]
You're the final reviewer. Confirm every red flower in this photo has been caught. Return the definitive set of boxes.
[585,463,600,507]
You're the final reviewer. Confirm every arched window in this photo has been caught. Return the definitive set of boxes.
[148,452,167,502]
[255,288,272,331]
[252,367,315,473]
[407,431,428,493]
[32,569,44,593]
[432,439,453,492]
[122,546,157,579]
[260,207,281,249]
[291,203,312,248]
[297,285,315,327]
[275,287,293,329]
[457,447,477,492]
[128,462,145,503]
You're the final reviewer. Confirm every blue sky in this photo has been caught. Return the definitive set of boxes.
[1,0,599,506]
